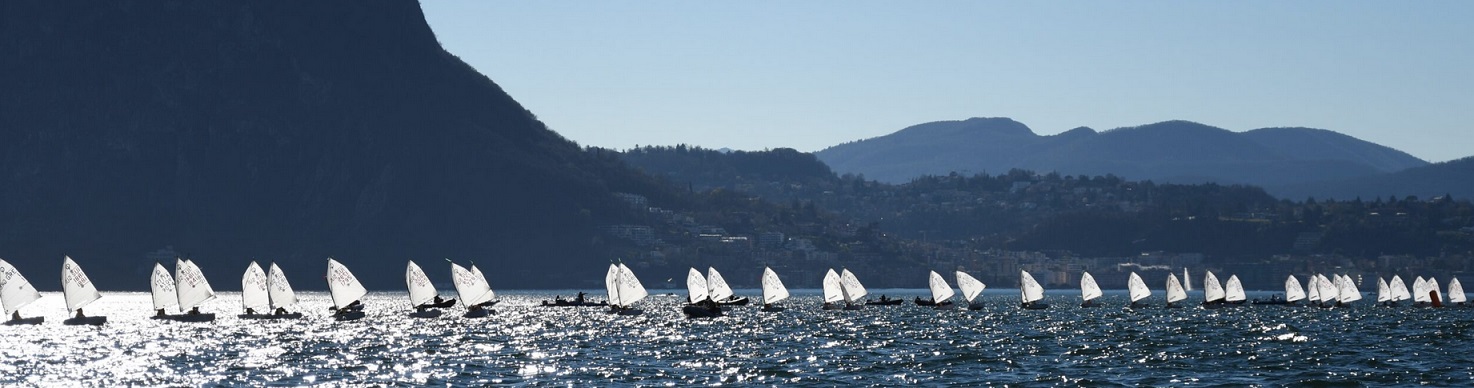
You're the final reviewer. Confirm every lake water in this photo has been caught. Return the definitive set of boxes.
[4,289,1473,386]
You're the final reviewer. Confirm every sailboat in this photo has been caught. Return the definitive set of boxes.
[1,259,45,325]
[919,271,956,309]
[61,256,106,325]
[1306,275,1322,306]
[822,269,844,310]
[956,271,987,310]
[148,262,180,319]
[760,267,789,312]
[1448,278,1466,306]
[1375,277,1391,305]
[1019,270,1048,309]
[265,263,303,318]
[1079,271,1103,308]
[707,267,748,306]
[1281,275,1305,305]
[167,258,216,322]
[1164,273,1186,308]
[1127,272,1150,308]
[1201,271,1225,308]
[1224,275,1246,306]
[605,263,648,315]
[406,261,443,318]
[238,262,272,319]
[682,268,721,318]
[1336,274,1362,306]
[1412,276,1429,306]
[1184,268,1192,291]
[450,261,497,317]
[1317,274,1338,308]
[1388,275,1410,306]
[326,258,368,321]
[840,269,869,309]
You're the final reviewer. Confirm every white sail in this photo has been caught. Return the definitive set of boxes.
[1165,273,1186,303]
[1285,275,1305,302]
[761,267,790,305]
[615,263,648,307]
[1449,278,1466,304]
[928,271,955,303]
[1225,275,1246,303]
[326,258,367,309]
[61,256,102,312]
[1376,277,1390,303]
[1413,276,1429,303]
[1428,278,1442,303]
[450,262,493,307]
[1080,271,1103,302]
[956,271,986,303]
[267,263,298,310]
[1318,274,1338,303]
[406,261,438,307]
[604,264,620,306]
[706,267,734,302]
[686,268,709,304]
[175,259,216,311]
[150,262,179,311]
[1203,271,1224,303]
[1020,270,1045,304]
[0,259,43,314]
[1184,268,1192,291]
[839,269,868,303]
[822,269,844,303]
[1390,275,1410,301]
[241,262,270,312]
[1128,272,1150,303]
[1337,275,1361,303]
[1314,277,1326,303]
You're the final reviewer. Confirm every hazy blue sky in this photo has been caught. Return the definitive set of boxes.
[422,1,1472,163]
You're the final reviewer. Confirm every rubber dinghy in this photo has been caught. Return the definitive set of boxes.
[61,256,106,325]
[1079,271,1103,308]
[1127,272,1150,308]
[759,267,790,312]
[326,258,368,321]
[956,271,987,310]
[405,261,443,318]
[682,268,722,318]
[1164,273,1186,308]
[1,259,45,325]
[450,261,497,318]
[605,263,648,315]
[1019,270,1048,309]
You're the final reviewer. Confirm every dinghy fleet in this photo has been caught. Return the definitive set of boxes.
[2,257,1470,325]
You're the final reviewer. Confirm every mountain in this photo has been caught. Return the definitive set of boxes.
[1271,156,1474,201]
[815,118,1429,191]
[0,0,671,290]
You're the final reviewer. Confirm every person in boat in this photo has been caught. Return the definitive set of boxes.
[188,307,203,315]
[245,308,257,315]
[274,307,288,315]
[156,308,168,316]
[575,292,586,304]
[433,296,446,304]
[12,311,20,321]
[879,295,889,302]
[75,308,86,318]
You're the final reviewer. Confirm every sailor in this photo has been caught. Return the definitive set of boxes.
[11,311,20,320]
[433,295,445,305]
[189,307,202,315]
[274,307,288,315]
[245,308,256,315]
[155,308,167,316]
[575,292,586,303]
[75,308,86,318]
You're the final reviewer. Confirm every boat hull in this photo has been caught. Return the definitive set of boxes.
[63,316,107,325]
[409,309,442,318]
[422,299,458,309]
[682,305,723,318]
[334,311,366,321]
[967,302,984,311]
[843,304,863,310]
[240,313,304,319]
[463,309,492,318]
[716,297,749,306]
[760,305,785,312]
[4,317,44,325]
[610,307,643,316]
[865,299,903,306]
[1021,302,1050,310]
[154,313,217,322]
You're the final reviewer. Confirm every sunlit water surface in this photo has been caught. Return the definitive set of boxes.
[4,290,1473,386]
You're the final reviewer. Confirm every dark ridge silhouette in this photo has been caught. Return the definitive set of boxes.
[1272,156,1474,201]
[0,0,671,289]
[815,118,1428,189]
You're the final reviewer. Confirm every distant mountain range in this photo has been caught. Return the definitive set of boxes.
[0,1,677,290]
[814,118,1443,198]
